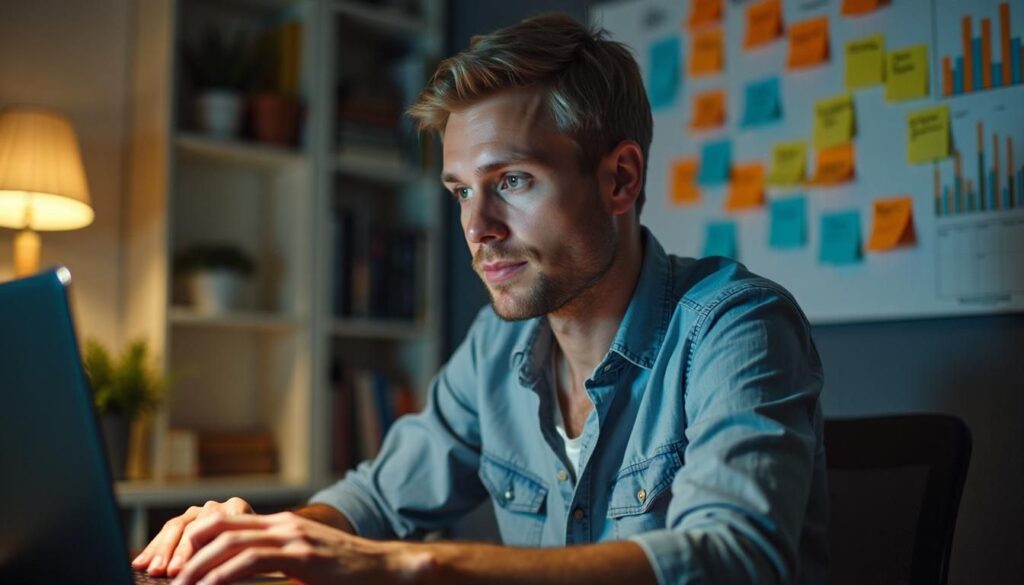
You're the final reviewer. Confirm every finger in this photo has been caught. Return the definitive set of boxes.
[175,547,297,585]
[224,496,254,515]
[182,513,276,558]
[167,500,252,577]
[143,507,201,575]
[174,531,287,585]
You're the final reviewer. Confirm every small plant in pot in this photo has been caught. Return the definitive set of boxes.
[83,339,167,480]
[182,27,258,139]
[174,242,255,314]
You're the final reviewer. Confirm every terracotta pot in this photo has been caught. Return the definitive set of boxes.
[250,92,300,145]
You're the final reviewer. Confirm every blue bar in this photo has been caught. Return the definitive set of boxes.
[1013,38,1022,85]
[954,57,965,94]
[972,38,984,91]
[944,185,951,215]
[1004,186,1010,209]
[955,174,963,212]
[1018,169,1023,207]
[993,63,1003,87]
[989,170,997,209]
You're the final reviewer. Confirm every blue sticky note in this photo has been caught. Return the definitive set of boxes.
[698,140,732,185]
[819,210,862,265]
[769,196,807,249]
[703,221,737,259]
[648,36,681,110]
[742,77,782,127]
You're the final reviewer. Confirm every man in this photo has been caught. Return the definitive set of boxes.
[135,13,828,585]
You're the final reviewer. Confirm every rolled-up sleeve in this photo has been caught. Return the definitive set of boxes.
[630,285,824,585]
[309,309,492,540]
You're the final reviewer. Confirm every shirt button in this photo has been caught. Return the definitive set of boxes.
[603,364,612,371]
[573,508,585,522]
[637,489,647,503]
[556,470,569,482]
[504,488,514,501]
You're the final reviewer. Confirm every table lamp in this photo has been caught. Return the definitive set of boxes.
[0,107,94,277]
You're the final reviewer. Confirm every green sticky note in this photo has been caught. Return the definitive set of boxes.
[907,105,950,164]
[703,221,737,259]
[819,210,862,265]
[886,45,929,102]
[768,141,807,185]
[814,93,855,149]
[770,196,807,249]
[845,33,885,90]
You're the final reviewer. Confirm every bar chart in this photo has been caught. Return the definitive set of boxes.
[934,119,1024,216]
[939,2,1023,97]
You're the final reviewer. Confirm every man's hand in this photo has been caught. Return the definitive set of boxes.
[131,497,254,577]
[169,511,436,585]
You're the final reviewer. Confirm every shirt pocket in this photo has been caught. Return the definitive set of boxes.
[479,454,548,547]
[606,449,683,539]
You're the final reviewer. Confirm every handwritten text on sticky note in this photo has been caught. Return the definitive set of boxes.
[886,45,929,102]
[814,93,855,148]
[845,33,885,89]
[867,196,916,251]
[787,17,830,69]
[907,105,950,164]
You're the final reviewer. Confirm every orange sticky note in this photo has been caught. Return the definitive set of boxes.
[690,89,726,130]
[670,159,700,206]
[691,28,725,76]
[744,0,783,50]
[726,163,765,211]
[867,196,916,250]
[688,0,723,29]
[809,144,855,185]
[787,17,830,69]
[842,0,887,17]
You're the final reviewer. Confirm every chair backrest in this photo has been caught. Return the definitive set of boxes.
[824,415,971,585]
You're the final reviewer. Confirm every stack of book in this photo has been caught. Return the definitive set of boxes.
[197,431,277,476]
[329,364,417,473]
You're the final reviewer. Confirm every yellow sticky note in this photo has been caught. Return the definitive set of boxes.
[691,28,725,76]
[768,141,807,186]
[670,158,700,206]
[726,163,765,211]
[810,144,856,185]
[845,34,885,89]
[842,0,888,17]
[867,196,916,251]
[907,105,950,164]
[886,45,929,102]
[691,89,726,130]
[688,0,723,29]
[787,17,830,69]
[814,94,855,149]
[744,0,783,50]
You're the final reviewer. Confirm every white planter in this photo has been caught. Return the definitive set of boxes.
[188,270,243,314]
[197,90,243,139]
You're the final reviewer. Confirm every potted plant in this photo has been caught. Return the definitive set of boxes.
[83,339,168,480]
[174,242,256,314]
[182,27,258,139]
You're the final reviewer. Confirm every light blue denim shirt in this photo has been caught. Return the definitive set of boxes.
[311,229,828,585]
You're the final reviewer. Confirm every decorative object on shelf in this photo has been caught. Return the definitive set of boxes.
[183,27,258,139]
[250,17,304,146]
[198,430,277,476]
[0,107,94,277]
[82,338,168,480]
[173,242,255,314]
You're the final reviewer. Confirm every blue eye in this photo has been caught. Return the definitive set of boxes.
[453,187,471,201]
[498,173,531,193]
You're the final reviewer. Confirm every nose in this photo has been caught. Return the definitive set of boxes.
[463,192,508,245]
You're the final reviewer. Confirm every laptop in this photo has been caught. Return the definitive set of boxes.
[0,269,286,583]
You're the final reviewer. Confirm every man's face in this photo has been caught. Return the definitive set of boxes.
[441,88,618,321]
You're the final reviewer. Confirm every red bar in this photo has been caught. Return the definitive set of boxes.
[943,56,953,96]
[993,133,1000,208]
[1001,3,1012,86]
[963,16,974,92]
[982,18,993,89]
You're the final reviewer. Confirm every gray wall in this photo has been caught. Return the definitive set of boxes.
[442,2,1023,582]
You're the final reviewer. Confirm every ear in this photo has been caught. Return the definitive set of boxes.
[601,140,644,217]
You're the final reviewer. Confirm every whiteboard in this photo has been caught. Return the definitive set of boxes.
[592,0,1024,323]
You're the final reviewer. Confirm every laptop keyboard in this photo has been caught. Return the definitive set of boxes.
[133,570,172,584]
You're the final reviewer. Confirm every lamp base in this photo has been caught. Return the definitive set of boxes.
[14,228,40,277]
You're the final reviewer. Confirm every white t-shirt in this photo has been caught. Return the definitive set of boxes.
[550,353,584,478]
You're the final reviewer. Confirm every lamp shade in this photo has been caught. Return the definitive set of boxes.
[0,107,94,231]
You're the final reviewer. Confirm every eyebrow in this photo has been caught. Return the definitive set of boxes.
[440,149,549,184]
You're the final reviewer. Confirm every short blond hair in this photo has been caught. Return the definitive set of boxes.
[408,13,653,216]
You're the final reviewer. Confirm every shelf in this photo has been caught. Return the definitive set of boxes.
[334,151,425,184]
[169,307,304,332]
[328,317,425,340]
[115,474,312,508]
[332,0,424,39]
[176,132,306,169]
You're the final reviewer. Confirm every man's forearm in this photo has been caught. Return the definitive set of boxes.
[293,503,358,535]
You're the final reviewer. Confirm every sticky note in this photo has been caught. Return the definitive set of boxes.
[907,105,950,164]
[698,140,732,185]
[769,196,807,249]
[814,93,855,148]
[726,163,765,211]
[886,45,929,102]
[670,158,700,205]
[742,77,782,127]
[744,0,783,50]
[845,34,885,90]
[691,28,725,77]
[787,17,830,69]
[703,221,737,259]
[691,89,726,130]
[688,0,723,29]
[648,36,681,109]
[768,141,807,185]
[842,0,888,17]
[810,144,856,185]
[819,210,862,265]
[867,196,916,251]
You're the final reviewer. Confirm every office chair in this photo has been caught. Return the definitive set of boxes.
[824,414,971,585]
